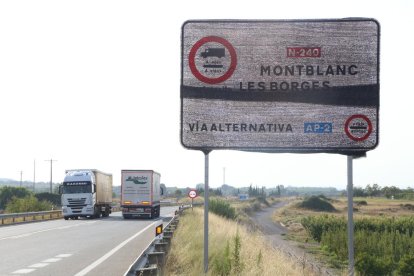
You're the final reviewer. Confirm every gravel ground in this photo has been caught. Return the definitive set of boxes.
[250,201,339,276]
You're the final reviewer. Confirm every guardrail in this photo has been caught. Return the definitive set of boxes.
[0,210,63,225]
[125,205,189,276]
[0,204,182,226]
[0,206,123,226]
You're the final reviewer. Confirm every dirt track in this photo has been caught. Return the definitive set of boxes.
[250,201,338,276]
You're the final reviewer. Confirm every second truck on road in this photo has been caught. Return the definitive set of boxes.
[121,170,161,219]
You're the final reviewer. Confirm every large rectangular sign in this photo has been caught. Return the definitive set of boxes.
[181,19,380,154]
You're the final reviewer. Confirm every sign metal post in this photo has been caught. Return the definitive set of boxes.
[347,156,355,276]
[203,150,210,274]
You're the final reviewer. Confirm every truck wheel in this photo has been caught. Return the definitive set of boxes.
[102,207,109,217]
[94,207,101,218]
[64,217,69,220]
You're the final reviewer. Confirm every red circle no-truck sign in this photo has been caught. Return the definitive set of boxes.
[188,190,197,199]
[345,114,372,141]
[189,36,237,84]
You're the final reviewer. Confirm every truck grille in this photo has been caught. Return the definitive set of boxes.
[68,198,87,213]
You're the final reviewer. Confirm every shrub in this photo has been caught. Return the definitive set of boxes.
[298,196,336,212]
[209,199,236,220]
[397,254,414,276]
[5,195,53,213]
[35,192,61,206]
[355,200,368,206]
[356,253,394,276]
[0,186,32,209]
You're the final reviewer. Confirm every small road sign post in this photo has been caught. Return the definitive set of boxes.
[188,189,197,211]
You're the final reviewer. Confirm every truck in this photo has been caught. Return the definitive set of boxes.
[61,169,112,220]
[200,47,225,58]
[121,170,161,219]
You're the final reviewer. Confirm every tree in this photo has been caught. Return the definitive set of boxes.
[353,186,366,197]
[0,186,32,210]
[174,189,182,198]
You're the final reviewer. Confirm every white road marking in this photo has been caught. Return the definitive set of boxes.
[13,253,72,274]
[56,253,72,258]
[28,263,49,268]
[42,258,61,263]
[12,269,35,274]
[74,221,160,276]
[0,221,97,241]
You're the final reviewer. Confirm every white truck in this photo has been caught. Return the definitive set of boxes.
[61,169,113,220]
[121,170,161,219]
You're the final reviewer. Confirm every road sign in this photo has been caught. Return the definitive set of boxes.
[188,190,197,199]
[155,224,163,240]
[181,19,380,154]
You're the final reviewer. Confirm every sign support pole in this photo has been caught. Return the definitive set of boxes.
[347,155,355,276]
[203,150,211,274]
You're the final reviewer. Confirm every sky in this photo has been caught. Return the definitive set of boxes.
[0,0,413,190]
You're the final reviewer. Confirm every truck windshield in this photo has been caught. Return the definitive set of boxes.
[62,182,92,194]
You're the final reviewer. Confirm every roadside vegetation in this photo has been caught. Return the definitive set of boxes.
[0,186,59,213]
[165,206,314,276]
[273,192,414,275]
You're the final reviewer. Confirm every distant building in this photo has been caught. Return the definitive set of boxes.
[238,194,249,201]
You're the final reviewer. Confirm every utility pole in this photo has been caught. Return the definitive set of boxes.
[45,159,57,193]
[33,159,36,192]
[19,171,23,187]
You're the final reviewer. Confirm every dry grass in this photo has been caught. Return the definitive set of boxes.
[165,207,314,276]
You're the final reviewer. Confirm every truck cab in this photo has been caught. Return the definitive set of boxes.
[61,170,111,220]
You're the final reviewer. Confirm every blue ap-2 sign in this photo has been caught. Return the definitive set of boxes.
[181,19,380,154]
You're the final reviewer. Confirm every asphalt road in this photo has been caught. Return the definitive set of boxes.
[0,207,177,276]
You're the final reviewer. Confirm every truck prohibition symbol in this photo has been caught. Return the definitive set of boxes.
[200,47,225,58]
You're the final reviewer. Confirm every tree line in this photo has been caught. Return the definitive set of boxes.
[353,184,414,199]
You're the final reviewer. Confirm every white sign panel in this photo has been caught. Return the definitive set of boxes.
[181,19,380,154]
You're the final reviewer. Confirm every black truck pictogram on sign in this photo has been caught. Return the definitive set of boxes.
[200,47,225,58]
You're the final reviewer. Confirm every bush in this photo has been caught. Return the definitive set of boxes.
[209,199,236,220]
[298,196,336,212]
[0,186,32,209]
[5,195,53,213]
[35,193,61,206]
[356,253,394,276]
[355,200,368,206]
[301,215,414,274]
[397,254,414,276]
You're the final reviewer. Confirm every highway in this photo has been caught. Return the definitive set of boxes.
[0,207,177,276]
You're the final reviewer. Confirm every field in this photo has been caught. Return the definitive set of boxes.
[165,206,315,276]
[273,197,414,274]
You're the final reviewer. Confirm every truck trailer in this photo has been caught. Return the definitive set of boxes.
[121,170,161,219]
[61,169,112,220]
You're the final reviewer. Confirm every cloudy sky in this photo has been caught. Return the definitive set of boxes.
[0,0,413,190]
